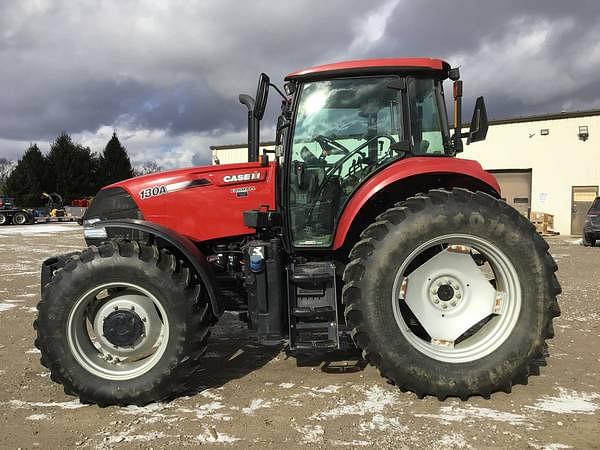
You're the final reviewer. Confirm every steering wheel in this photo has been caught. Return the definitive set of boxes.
[325,134,397,178]
[313,135,350,156]
[305,134,397,222]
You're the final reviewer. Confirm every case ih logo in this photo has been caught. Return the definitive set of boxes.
[223,172,261,183]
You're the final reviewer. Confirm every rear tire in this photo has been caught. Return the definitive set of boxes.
[12,211,28,225]
[0,213,6,225]
[343,188,561,400]
[35,240,215,406]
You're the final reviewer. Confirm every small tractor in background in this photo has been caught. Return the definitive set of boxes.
[35,58,561,406]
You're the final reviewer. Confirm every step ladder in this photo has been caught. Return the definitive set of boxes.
[287,261,339,350]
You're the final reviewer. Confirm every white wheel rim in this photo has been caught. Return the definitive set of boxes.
[391,234,521,363]
[67,282,170,380]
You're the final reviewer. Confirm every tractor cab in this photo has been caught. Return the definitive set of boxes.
[241,58,488,248]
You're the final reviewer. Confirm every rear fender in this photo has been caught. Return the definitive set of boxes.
[333,158,501,250]
[89,219,221,316]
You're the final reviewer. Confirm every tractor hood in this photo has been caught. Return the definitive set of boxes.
[85,161,277,243]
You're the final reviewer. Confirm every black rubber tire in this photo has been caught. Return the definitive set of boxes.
[342,188,561,400]
[583,234,594,247]
[0,213,6,225]
[34,240,215,406]
[12,211,29,225]
[590,236,596,247]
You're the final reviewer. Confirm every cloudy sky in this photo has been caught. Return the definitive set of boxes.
[2,0,600,168]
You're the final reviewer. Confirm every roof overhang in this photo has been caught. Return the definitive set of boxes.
[285,57,450,82]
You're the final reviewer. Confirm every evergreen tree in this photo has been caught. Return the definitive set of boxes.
[5,144,48,206]
[100,132,134,185]
[46,133,98,203]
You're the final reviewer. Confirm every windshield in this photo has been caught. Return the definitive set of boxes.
[288,76,447,247]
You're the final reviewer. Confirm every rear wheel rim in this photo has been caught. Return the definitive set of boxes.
[0,214,5,225]
[67,282,170,380]
[391,234,521,363]
[14,214,26,224]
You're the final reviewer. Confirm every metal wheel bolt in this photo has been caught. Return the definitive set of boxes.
[441,304,447,309]
[433,299,439,304]
[450,301,457,306]
[456,294,462,299]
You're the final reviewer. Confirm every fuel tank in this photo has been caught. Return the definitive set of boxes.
[106,161,276,243]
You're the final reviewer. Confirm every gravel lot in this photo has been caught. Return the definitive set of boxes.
[0,223,598,449]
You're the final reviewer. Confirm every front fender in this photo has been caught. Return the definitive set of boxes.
[89,219,221,316]
[332,157,500,250]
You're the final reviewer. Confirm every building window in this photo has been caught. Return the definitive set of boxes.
[540,129,549,136]
[578,125,589,141]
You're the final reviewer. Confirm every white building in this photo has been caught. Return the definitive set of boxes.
[211,109,600,236]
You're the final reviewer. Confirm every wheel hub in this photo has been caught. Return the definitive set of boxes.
[102,310,145,347]
[429,276,463,311]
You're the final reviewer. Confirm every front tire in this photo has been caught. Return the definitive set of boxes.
[0,213,6,225]
[343,188,561,400]
[35,240,215,406]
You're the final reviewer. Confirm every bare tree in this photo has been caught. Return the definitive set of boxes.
[135,161,162,176]
[0,158,16,195]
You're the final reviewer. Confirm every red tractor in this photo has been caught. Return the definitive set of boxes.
[35,58,560,406]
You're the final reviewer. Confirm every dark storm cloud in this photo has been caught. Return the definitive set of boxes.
[1,0,600,163]
[365,0,600,118]
[0,0,376,143]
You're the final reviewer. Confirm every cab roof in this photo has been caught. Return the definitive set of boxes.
[285,57,450,81]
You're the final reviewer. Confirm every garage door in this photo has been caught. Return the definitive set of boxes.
[571,186,599,235]
[490,170,532,217]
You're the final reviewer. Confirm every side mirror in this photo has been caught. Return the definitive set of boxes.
[254,73,270,120]
[467,96,488,144]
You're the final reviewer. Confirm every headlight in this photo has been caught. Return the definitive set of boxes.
[83,218,107,239]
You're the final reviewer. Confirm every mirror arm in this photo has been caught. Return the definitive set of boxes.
[452,80,464,153]
[269,83,287,100]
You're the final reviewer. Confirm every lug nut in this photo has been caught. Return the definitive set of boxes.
[433,299,439,304]
[441,304,447,309]
[456,294,462,299]
[451,301,457,306]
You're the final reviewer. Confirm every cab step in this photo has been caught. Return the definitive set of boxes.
[287,261,339,350]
